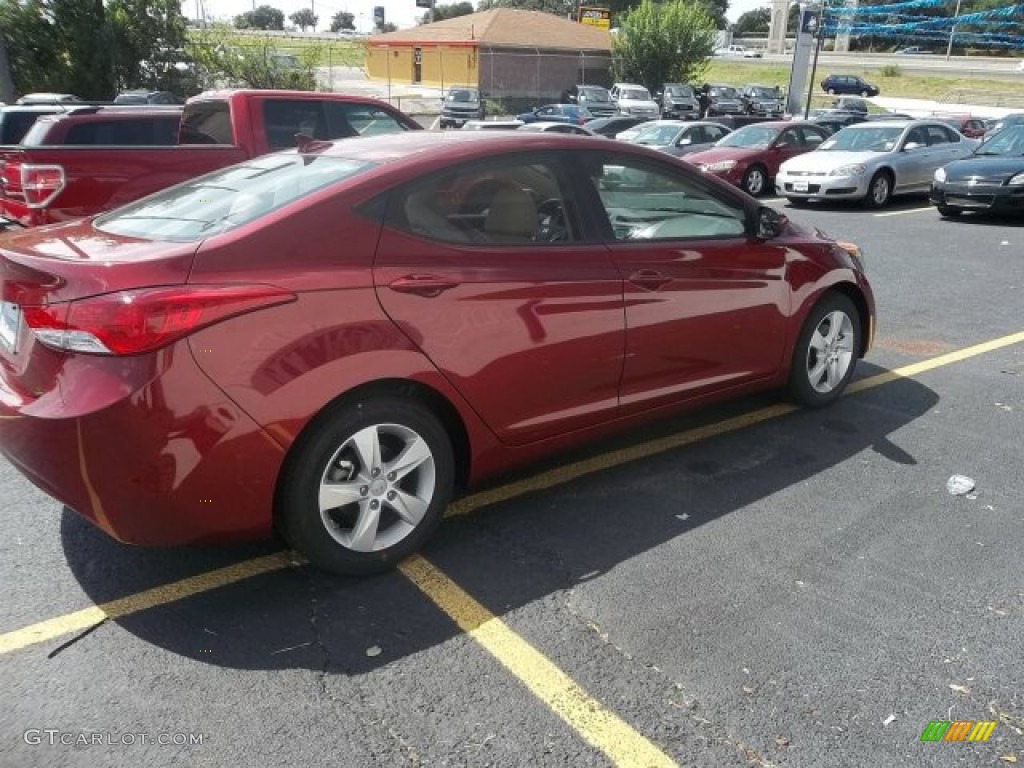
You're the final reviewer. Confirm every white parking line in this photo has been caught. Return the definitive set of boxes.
[874,206,934,217]
[763,197,785,204]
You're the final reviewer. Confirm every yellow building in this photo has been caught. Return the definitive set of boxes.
[365,8,612,100]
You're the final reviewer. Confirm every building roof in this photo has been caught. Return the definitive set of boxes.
[368,9,612,52]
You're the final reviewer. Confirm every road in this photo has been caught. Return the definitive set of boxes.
[1,197,1022,767]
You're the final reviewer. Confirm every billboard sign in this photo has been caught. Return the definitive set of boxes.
[578,6,611,30]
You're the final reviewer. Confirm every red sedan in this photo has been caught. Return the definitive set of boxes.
[685,121,831,196]
[0,132,874,575]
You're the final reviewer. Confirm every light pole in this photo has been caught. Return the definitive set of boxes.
[945,0,962,60]
[803,6,823,119]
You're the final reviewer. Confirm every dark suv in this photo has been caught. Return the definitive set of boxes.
[820,74,880,97]
[740,84,784,117]
[563,84,616,118]
[706,84,744,116]
[440,87,483,129]
[658,83,699,120]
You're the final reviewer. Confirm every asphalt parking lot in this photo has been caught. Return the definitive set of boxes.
[1,196,1022,768]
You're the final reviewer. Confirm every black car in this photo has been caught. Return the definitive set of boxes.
[658,83,700,120]
[563,84,617,118]
[583,115,652,137]
[820,74,880,97]
[740,84,784,117]
[930,124,1024,217]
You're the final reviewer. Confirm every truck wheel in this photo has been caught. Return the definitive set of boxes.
[278,396,455,576]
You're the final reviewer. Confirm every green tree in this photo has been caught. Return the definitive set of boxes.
[289,8,318,31]
[108,0,191,94]
[375,21,398,32]
[421,2,474,23]
[189,25,317,89]
[235,5,285,30]
[733,7,769,35]
[330,10,355,31]
[476,0,575,19]
[0,0,63,98]
[612,0,716,92]
[50,0,115,99]
[699,0,728,30]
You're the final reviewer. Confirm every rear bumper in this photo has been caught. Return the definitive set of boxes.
[0,341,285,546]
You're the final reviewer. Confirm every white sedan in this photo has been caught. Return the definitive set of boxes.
[775,119,979,208]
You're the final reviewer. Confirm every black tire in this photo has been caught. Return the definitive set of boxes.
[937,205,962,218]
[278,396,455,576]
[827,88,837,96]
[789,292,861,408]
[741,164,769,197]
[862,171,892,209]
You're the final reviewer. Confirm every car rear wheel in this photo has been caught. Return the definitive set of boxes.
[827,88,837,95]
[742,165,768,196]
[863,171,892,209]
[789,292,861,408]
[937,205,962,218]
[278,397,455,575]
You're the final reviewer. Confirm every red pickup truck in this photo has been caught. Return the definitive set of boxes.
[0,89,421,229]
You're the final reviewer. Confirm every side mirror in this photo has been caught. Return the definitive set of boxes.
[903,141,923,151]
[678,137,692,145]
[756,206,786,240]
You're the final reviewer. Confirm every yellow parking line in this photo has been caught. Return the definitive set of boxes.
[1,329,1023,659]
[874,206,933,217]
[399,555,677,768]
[0,553,294,656]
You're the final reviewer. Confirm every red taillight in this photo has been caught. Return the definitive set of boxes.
[22,284,296,355]
[20,164,66,208]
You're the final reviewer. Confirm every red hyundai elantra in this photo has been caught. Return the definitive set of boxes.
[0,131,874,575]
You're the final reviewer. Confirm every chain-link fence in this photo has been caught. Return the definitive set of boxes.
[479,48,612,112]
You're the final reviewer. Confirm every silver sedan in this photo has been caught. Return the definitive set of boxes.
[776,119,979,208]
[623,120,732,157]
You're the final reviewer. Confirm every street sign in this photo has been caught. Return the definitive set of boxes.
[374,5,385,24]
[578,6,610,30]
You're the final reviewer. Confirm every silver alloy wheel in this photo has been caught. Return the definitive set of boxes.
[317,423,436,552]
[870,175,890,206]
[805,310,855,393]
[744,167,766,195]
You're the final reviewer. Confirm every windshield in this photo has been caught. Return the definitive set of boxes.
[976,125,1024,155]
[818,125,905,152]
[666,86,693,98]
[710,86,739,99]
[580,88,610,102]
[621,88,651,101]
[749,87,778,99]
[447,89,478,102]
[96,154,374,242]
[716,124,780,149]
[633,124,683,146]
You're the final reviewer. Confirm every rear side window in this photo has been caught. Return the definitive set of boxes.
[180,101,233,145]
[95,153,375,242]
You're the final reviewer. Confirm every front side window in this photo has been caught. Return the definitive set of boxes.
[585,155,747,241]
[388,158,575,245]
[95,154,374,242]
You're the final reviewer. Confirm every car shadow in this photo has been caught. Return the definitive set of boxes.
[781,195,931,213]
[59,362,938,673]
[935,210,1024,227]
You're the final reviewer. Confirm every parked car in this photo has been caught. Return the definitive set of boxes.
[20,107,183,147]
[0,89,421,229]
[517,121,597,136]
[114,90,180,105]
[831,96,870,114]
[626,120,732,157]
[15,92,84,105]
[439,86,483,129]
[931,123,1024,216]
[740,84,784,117]
[658,83,700,120]
[894,46,932,55]
[984,112,1024,137]
[0,130,874,576]
[809,111,869,135]
[583,116,651,138]
[685,121,831,196]
[563,84,616,118]
[516,104,592,125]
[0,104,92,144]
[933,114,988,139]
[609,83,660,119]
[821,74,880,97]
[777,119,979,208]
[706,84,745,117]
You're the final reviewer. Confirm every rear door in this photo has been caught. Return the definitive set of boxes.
[373,152,625,446]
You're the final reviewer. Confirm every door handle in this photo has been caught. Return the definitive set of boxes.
[629,269,671,291]
[388,274,459,298]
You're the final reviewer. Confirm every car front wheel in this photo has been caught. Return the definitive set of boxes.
[278,396,455,575]
[742,165,768,196]
[863,171,892,208]
[789,292,861,408]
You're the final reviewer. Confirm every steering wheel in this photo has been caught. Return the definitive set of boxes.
[535,198,568,242]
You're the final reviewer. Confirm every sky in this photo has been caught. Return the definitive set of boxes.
[183,0,767,33]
